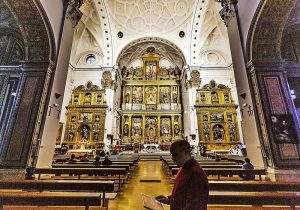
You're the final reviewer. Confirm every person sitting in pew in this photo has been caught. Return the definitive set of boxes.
[102,155,112,166]
[80,154,89,162]
[93,156,101,165]
[67,154,77,164]
[240,158,255,180]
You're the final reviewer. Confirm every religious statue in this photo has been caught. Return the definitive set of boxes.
[97,94,102,103]
[84,93,92,104]
[68,132,74,141]
[123,124,129,136]
[93,132,99,142]
[81,124,89,141]
[213,124,224,141]
[228,123,235,141]
[74,95,79,103]
[211,91,219,103]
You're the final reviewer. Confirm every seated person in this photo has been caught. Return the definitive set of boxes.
[93,156,101,165]
[102,155,112,166]
[79,154,89,162]
[99,150,106,157]
[67,154,77,164]
[240,158,255,180]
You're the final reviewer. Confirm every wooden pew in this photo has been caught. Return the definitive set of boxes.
[35,168,127,190]
[171,168,266,180]
[0,179,115,205]
[52,164,131,171]
[0,191,103,210]
[209,180,300,192]
[208,191,300,208]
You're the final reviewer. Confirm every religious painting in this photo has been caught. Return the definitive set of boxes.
[145,61,157,80]
[132,86,143,103]
[159,86,171,103]
[145,117,157,142]
[145,86,157,104]
[174,124,181,136]
[172,86,179,103]
[131,117,142,137]
[160,117,171,136]
[271,114,298,143]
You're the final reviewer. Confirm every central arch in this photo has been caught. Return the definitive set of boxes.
[116,37,187,151]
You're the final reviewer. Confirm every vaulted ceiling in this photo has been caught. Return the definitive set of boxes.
[70,0,232,68]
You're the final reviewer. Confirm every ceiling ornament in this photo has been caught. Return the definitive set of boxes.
[216,0,237,27]
[116,37,186,69]
[106,0,196,34]
[67,0,85,28]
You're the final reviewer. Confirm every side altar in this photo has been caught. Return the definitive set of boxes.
[195,80,240,150]
[62,81,107,150]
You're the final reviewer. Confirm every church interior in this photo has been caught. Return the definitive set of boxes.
[0,0,300,209]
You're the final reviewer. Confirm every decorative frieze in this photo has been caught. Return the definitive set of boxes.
[66,0,84,27]
[217,0,238,26]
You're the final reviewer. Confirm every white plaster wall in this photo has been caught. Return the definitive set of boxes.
[40,0,64,49]
[236,0,260,49]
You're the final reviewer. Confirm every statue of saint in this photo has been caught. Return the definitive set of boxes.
[213,124,224,141]
[81,125,89,141]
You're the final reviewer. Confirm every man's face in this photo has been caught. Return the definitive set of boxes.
[171,150,184,167]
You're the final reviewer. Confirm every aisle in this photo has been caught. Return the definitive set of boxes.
[109,161,172,210]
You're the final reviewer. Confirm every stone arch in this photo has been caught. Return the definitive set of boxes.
[3,0,56,63]
[0,0,56,169]
[116,37,187,69]
[246,0,296,62]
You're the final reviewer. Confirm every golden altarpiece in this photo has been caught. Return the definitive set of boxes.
[120,49,183,146]
[63,81,107,150]
[195,80,239,150]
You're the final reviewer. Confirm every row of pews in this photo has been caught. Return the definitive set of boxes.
[161,155,300,209]
[0,155,140,209]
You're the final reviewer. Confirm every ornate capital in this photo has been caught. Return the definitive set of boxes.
[66,0,84,27]
[217,0,237,27]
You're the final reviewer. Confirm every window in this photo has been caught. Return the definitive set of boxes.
[85,54,96,64]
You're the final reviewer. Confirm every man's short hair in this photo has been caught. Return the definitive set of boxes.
[244,158,250,163]
[170,140,191,155]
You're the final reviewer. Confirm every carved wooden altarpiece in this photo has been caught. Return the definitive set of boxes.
[63,81,107,150]
[195,80,239,150]
[120,49,183,145]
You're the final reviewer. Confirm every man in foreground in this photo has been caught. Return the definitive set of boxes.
[156,140,209,210]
